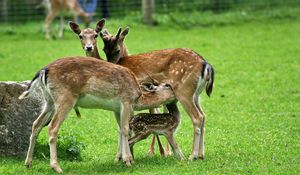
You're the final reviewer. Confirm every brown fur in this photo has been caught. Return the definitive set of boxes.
[129,102,185,160]
[100,28,214,161]
[21,56,177,172]
[71,22,215,160]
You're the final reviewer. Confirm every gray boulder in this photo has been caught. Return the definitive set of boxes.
[0,81,43,157]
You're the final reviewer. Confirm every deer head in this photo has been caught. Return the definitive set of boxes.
[69,19,105,59]
[100,27,129,63]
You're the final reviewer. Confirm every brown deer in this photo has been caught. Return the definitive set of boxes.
[129,101,185,160]
[100,28,215,161]
[19,56,176,173]
[69,20,170,158]
[70,21,215,160]
[70,19,105,118]
[43,0,91,39]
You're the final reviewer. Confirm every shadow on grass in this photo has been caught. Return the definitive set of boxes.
[73,155,187,174]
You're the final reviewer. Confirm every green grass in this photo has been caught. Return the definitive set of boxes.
[0,11,300,174]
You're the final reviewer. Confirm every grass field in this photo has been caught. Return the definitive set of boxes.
[0,11,300,174]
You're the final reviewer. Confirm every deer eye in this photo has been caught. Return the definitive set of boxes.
[79,35,83,40]
[94,34,98,39]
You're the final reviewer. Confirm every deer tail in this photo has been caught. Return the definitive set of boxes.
[19,68,48,100]
[205,63,214,97]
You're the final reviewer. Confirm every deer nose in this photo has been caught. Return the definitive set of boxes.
[85,46,93,51]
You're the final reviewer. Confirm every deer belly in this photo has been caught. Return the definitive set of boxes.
[76,94,120,111]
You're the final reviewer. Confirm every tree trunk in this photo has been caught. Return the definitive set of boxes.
[142,0,155,25]
[0,0,8,22]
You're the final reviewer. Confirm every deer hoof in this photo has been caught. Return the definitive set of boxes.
[188,154,203,160]
[148,150,155,157]
[51,163,63,173]
[114,153,122,162]
[124,155,134,166]
[24,161,32,168]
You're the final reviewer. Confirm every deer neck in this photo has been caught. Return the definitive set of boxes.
[135,89,175,110]
[167,102,180,123]
[87,46,102,60]
[121,44,129,57]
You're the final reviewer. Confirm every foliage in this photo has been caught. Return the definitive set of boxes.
[34,130,86,161]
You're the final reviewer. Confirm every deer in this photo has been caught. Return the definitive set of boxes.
[129,99,185,160]
[42,0,91,39]
[100,27,215,161]
[19,56,178,173]
[69,20,171,158]
[69,20,215,161]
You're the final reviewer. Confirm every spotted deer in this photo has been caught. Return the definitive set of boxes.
[43,0,91,39]
[19,56,176,173]
[101,28,215,161]
[71,19,106,119]
[69,20,169,158]
[70,20,215,160]
[129,101,185,160]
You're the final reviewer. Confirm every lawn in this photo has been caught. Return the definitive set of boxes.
[0,12,299,174]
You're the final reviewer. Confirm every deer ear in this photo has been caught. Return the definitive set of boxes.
[115,28,122,39]
[121,27,129,38]
[100,29,110,39]
[95,18,105,33]
[69,21,81,35]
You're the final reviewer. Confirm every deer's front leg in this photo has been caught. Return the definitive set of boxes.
[45,9,57,39]
[120,102,133,166]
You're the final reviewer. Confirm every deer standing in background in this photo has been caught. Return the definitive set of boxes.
[69,20,170,158]
[69,20,215,161]
[42,0,91,39]
[19,56,177,173]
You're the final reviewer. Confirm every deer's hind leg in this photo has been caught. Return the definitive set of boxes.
[48,94,76,173]
[194,95,206,159]
[25,102,54,168]
[176,92,205,160]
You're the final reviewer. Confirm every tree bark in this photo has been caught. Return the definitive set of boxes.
[142,0,155,25]
[0,0,8,22]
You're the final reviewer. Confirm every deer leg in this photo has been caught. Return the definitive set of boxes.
[165,141,172,156]
[156,135,165,157]
[45,9,57,39]
[148,135,156,156]
[114,112,122,162]
[129,131,151,159]
[194,96,206,159]
[148,108,160,155]
[58,16,64,39]
[165,132,185,160]
[48,97,75,173]
[120,101,133,166]
[177,96,204,160]
[25,103,54,168]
